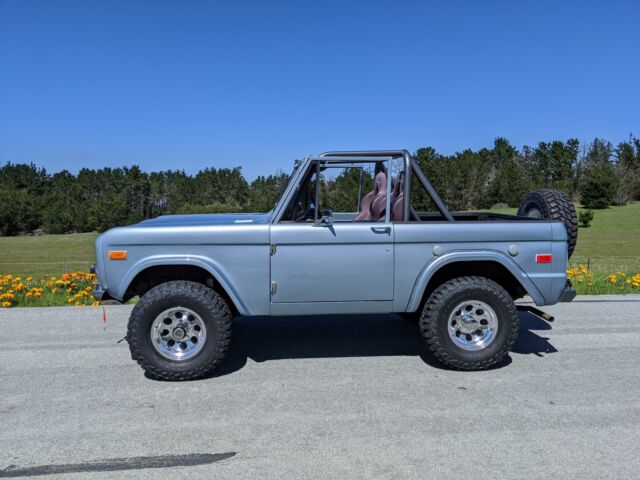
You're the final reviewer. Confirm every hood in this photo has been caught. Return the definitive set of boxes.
[135,212,271,227]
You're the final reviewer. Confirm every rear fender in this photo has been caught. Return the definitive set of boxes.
[405,250,546,311]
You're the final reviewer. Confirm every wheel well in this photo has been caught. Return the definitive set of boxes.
[124,265,239,316]
[418,261,527,310]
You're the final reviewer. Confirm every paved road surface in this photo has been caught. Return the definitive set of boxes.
[1,296,639,479]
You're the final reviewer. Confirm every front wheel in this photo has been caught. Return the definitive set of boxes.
[127,281,232,380]
[419,276,519,370]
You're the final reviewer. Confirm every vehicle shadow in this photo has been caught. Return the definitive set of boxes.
[199,310,557,379]
[512,311,558,357]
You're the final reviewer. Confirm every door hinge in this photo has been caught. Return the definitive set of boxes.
[270,244,277,256]
[270,281,277,295]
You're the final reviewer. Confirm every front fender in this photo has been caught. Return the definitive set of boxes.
[405,250,546,311]
[111,254,250,315]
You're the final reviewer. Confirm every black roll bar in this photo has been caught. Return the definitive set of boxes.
[320,150,454,222]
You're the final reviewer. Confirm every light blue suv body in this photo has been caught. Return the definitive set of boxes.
[93,150,575,316]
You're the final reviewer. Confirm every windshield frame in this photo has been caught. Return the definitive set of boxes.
[269,158,306,222]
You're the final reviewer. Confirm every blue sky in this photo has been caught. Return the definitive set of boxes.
[1,0,638,180]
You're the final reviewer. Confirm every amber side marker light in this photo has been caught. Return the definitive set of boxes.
[108,250,127,261]
[536,254,553,263]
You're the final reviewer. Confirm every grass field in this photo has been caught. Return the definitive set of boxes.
[569,203,640,271]
[0,232,97,277]
[0,203,638,303]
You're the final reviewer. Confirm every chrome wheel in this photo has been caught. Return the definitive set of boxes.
[150,307,207,361]
[448,300,498,351]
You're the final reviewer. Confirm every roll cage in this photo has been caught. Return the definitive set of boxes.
[270,150,455,223]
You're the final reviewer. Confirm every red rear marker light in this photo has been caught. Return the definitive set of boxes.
[536,254,553,263]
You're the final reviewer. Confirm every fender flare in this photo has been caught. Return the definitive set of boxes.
[113,254,250,315]
[405,250,545,311]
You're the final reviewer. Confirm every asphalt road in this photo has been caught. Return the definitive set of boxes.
[1,296,639,479]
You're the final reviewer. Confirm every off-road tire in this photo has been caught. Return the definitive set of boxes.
[419,276,519,370]
[127,281,232,380]
[517,188,578,257]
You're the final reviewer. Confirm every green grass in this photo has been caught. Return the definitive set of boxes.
[570,203,640,272]
[0,232,97,277]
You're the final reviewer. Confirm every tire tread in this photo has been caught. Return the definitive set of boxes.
[127,281,232,381]
[419,276,519,370]
[517,188,578,257]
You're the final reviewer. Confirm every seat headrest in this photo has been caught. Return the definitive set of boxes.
[373,172,387,194]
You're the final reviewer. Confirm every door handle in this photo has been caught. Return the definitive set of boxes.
[370,226,391,234]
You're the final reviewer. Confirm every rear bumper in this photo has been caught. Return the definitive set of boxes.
[559,285,576,302]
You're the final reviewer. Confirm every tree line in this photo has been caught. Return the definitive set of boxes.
[413,136,640,212]
[1,136,638,236]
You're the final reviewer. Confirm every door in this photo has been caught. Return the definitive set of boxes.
[269,158,397,311]
[270,223,394,303]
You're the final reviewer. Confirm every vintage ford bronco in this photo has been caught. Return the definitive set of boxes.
[93,150,577,380]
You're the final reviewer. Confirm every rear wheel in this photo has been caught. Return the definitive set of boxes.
[127,281,232,380]
[419,276,519,370]
[518,188,577,257]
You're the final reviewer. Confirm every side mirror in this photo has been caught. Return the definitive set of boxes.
[314,209,334,227]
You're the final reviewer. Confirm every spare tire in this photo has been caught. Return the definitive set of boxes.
[517,188,577,258]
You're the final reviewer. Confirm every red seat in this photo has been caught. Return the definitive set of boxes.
[391,173,404,221]
[354,172,387,221]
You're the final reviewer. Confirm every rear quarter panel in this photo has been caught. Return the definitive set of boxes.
[394,220,568,310]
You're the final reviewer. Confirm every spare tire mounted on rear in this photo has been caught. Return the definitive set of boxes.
[517,188,578,257]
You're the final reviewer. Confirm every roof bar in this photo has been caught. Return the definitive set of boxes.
[319,150,454,222]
